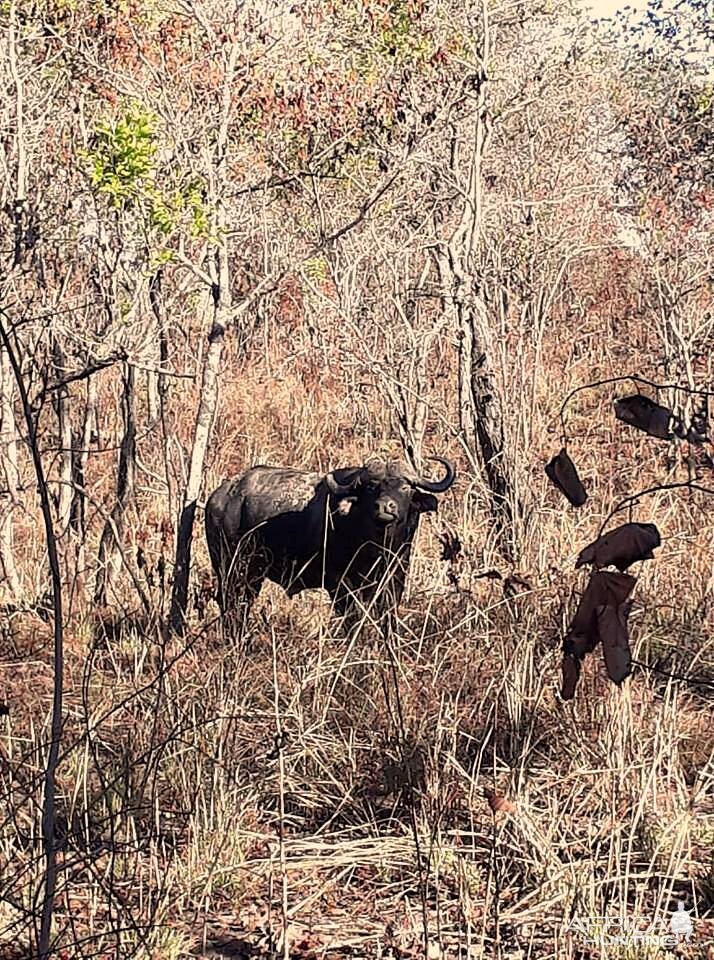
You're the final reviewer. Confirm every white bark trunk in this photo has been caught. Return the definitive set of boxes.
[0,348,22,599]
[170,237,232,632]
[431,5,515,557]
[72,377,97,606]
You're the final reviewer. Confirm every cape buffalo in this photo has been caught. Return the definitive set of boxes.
[204,455,455,636]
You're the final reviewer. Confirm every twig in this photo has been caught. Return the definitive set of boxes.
[0,308,64,960]
[631,658,714,693]
[556,373,714,446]
[39,349,128,397]
[51,477,152,615]
[597,480,714,536]
[270,627,290,960]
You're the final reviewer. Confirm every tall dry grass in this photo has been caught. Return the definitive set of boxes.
[0,275,712,959]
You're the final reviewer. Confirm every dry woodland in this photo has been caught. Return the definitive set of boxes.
[0,0,712,957]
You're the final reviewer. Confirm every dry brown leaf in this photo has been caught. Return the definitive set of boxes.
[545,448,588,507]
[576,523,661,572]
[571,571,636,638]
[614,393,675,440]
[561,572,637,697]
[484,788,516,816]
[561,653,581,700]
[597,602,632,684]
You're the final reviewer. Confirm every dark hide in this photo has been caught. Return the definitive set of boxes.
[561,571,636,700]
[205,456,454,636]
[545,448,587,507]
[614,394,676,440]
[575,522,661,572]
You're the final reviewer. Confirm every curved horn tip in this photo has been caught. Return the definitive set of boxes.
[415,456,456,492]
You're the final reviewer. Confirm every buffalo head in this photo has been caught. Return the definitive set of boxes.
[324,456,455,535]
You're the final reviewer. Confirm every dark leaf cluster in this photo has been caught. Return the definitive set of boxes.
[561,523,661,700]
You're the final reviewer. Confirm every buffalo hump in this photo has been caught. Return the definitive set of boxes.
[575,522,661,572]
[545,448,588,507]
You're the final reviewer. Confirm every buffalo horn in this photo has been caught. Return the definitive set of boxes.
[411,456,456,493]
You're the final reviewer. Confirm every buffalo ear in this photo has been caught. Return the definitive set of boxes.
[329,467,363,491]
[413,491,438,513]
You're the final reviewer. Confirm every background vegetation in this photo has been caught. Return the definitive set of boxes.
[0,0,712,956]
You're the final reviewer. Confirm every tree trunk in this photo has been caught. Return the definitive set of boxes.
[51,339,73,535]
[71,377,97,607]
[394,291,430,469]
[467,295,513,550]
[149,270,175,525]
[0,348,22,600]
[169,272,229,634]
[432,31,517,559]
[145,275,161,425]
[169,40,244,633]
[435,244,513,556]
[0,316,64,960]
[94,364,136,606]
[146,369,159,426]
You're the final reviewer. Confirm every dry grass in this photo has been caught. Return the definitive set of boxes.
[1,312,713,960]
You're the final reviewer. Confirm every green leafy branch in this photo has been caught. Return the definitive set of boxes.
[82,102,210,248]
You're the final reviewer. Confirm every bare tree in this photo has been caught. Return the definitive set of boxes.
[430,3,515,556]
[50,336,73,535]
[167,34,240,633]
[0,313,64,960]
